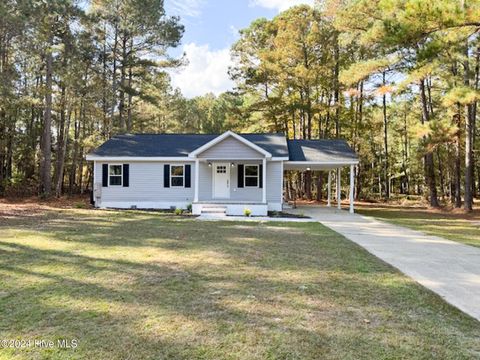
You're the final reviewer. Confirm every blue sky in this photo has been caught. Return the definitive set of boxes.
[165,0,313,97]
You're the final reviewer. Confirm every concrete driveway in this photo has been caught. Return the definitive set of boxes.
[292,205,480,321]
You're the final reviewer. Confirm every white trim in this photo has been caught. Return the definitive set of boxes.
[280,160,284,206]
[108,164,123,186]
[188,131,272,158]
[86,155,288,162]
[99,201,190,210]
[170,164,185,188]
[336,168,341,210]
[86,156,193,161]
[262,158,266,204]
[194,159,199,202]
[327,171,331,207]
[349,164,355,214]
[244,164,260,188]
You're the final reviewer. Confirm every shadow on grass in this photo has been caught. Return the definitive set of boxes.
[0,209,479,359]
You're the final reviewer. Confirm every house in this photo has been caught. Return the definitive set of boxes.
[86,131,359,215]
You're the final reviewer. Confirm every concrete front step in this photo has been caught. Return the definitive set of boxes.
[201,207,227,214]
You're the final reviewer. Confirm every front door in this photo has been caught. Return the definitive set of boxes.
[213,163,230,199]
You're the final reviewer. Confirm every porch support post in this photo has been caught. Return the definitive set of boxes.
[336,168,341,210]
[194,158,199,203]
[327,171,331,207]
[349,164,354,214]
[262,158,267,204]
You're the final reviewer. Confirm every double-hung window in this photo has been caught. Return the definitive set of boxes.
[171,165,184,187]
[109,165,123,186]
[244,165,259,187]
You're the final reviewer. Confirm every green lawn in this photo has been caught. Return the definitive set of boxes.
[357,206,480,248]
[0,208,479,359]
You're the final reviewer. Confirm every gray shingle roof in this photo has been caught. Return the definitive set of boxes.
[89,134,358,162]
[90,133,289,158]
[287,139,358,162]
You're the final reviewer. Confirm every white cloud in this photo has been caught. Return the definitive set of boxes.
[170,43,235,98]
[250,0,314,11]
[166,0,205,17]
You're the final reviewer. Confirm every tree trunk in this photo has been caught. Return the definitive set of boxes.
[39,38,53,197]
[454,113,462,208]
[382,71,390,199]
[69,109,81,193]
[111,23,118,131]
[316,172,323,201]
[126,38,134,132]
[118,33,128,132]
[305,170,312,200]
[333,33,340,138]
[55,101,72,197]
[465,105,474,210]
[464,43,474,211]
[419,79,439,207]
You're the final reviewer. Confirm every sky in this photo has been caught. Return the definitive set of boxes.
[165,0,314,98]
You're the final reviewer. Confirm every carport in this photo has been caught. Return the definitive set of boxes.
[284,139,359,213]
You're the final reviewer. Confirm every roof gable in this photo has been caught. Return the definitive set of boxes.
[197,136,266,159]
[189,131,271,158]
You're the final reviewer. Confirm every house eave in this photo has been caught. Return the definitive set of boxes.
[85,155,193,161]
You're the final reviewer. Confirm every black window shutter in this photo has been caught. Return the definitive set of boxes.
[164,164,170,188]
[123,164,129,187]
[185,165,191,188]
[102,164,108,187]
[237,164,244,188]
[259,164,263,188]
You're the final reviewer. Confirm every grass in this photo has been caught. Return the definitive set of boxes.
[356,204,480,248]
[0,207,479,359]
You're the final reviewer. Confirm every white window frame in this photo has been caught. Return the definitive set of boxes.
[244,164,259,188]
[170,164,185,188]
[108,164,123,186]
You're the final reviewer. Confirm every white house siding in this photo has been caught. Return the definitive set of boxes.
[198,162,212,200]
[93,159,283,211]
[94,161,195,209]
[266,161,282,208]
[198,137,264,159]
[230,161,262,201]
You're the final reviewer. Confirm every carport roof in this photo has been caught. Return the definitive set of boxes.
[287,139,358,163]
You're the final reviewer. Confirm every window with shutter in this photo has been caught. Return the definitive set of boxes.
[244,165,259,187]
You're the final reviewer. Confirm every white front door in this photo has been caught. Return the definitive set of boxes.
[213,163,230,199]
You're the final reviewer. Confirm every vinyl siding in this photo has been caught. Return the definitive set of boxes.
[198,137,264,159]
[266,161,282,203]
[94,159,283,207]
[95,161,195,206]
[198,162,212,200]
[230,161,262,201]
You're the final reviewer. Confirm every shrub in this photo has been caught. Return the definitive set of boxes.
[186,203,192,213]
[243,208,252,217]
[174,208,183,215]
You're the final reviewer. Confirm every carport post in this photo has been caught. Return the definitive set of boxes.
[349,164,354,214]
[336,168,341,210]
[327,171,331,207]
